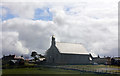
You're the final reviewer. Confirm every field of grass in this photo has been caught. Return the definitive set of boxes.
[56,65,120,74]
[1,63,120,75]
[2,67,93,74]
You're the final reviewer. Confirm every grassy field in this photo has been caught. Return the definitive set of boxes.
[1,63,120,75]
[2,67,94,74]
[56,65,120,74]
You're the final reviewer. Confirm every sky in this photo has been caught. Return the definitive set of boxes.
[0,0,119,58]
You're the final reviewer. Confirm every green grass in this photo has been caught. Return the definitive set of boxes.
[2,64,120,75]
[2,67,84,74]
[56,65,120,74]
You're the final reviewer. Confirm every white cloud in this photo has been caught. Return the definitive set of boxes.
[0,8,7,17]
[2,2,46,19]
[1,0,119,57]
[2,32,29,55]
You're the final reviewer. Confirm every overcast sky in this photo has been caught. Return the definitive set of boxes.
[0,0,119,57]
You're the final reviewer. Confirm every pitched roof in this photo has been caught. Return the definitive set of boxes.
[56,42,89,55]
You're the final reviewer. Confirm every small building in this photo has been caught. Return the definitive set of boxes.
[111,57,120,66]
[2,55,16,61]
[2,54,24,65]
[45,36,92,64]
[93,56,111,65]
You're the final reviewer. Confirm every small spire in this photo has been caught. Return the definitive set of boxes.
[52,35,55,41]
[51,35,56,46]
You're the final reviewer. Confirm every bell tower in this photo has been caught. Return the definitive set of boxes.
[52,35,56,46]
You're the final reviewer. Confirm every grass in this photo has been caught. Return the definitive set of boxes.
[2,67,85,74]
[56,65,120,74]
[1,63,120,75]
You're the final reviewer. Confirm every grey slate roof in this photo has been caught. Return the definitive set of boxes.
[56,42,89,55]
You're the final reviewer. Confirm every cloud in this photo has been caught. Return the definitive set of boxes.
[2,18,56,55]
[33,8,53,21]
[2,2,47,19]
[0,8,7,17]
[2,32,29,56]
[1,0,119,57]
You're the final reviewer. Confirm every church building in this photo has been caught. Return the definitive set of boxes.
[45,36,92,64]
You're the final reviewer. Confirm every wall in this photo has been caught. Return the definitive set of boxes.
[56,54,90,64]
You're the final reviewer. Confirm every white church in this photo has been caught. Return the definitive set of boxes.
[45,36,92,64]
